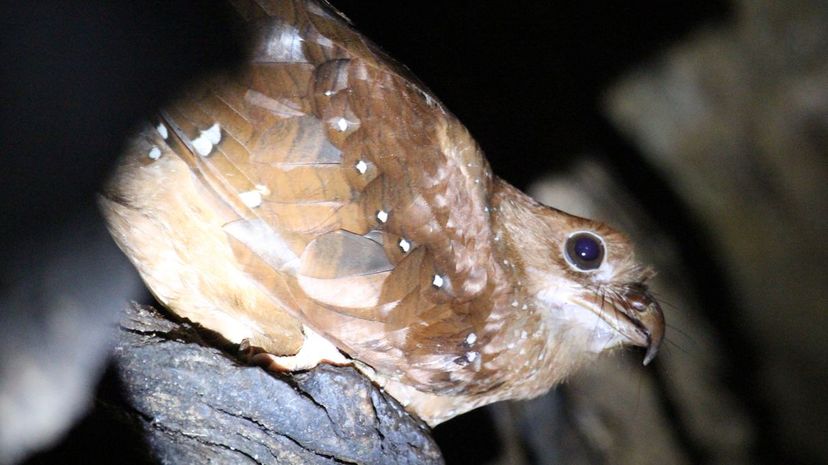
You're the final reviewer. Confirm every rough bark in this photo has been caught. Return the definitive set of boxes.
[112,303,443,465]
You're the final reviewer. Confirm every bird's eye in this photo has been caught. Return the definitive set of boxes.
[564,232,604,271]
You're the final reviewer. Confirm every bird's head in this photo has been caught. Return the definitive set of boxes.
[493,179,665,366]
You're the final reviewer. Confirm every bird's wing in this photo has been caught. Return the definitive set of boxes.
[158,0,505,390]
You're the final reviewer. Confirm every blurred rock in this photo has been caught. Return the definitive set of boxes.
[605,0,828,462]
[0,209,139,465]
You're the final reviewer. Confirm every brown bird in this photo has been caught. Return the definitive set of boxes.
[101,0,665,426]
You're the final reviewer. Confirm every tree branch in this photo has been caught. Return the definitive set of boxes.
[114,303,444,465]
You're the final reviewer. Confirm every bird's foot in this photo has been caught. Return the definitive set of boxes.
[240,325,351,372]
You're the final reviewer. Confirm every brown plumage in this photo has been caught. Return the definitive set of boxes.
[100,0,665,426]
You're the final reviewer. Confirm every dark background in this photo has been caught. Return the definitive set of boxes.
[0,0,728,244]
[9,1,817,464]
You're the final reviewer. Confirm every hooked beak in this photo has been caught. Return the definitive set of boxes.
[577,283,665,365]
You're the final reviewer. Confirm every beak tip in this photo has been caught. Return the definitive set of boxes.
[641,321,664,366]
[642,345,658,366]
[638,299,665,367]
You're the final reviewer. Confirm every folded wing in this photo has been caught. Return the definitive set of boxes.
[158,0,504,392]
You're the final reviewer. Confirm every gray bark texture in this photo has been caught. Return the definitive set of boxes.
[114,303,444,465]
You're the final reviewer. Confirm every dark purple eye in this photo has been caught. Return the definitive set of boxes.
[564,232,604,271]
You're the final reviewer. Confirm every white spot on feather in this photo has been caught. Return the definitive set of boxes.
[354,159,368,174]
[398,237,411,253]
[192,123,221,156]
[192,136,212,156]
[432,274,444,288]
[148,146,161,160]
[376,210,388,223]
[335,117,348,132]
[202,123,221,144]
[155,123,168,139]
[465,333,477,345]
[239,190,262,209]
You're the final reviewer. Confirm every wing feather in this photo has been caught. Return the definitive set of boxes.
[158,0,505,391]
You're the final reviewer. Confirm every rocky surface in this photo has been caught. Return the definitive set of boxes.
[113,303,443,465]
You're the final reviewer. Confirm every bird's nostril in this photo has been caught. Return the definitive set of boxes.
[625,286,652,312]
[630,298,649,312]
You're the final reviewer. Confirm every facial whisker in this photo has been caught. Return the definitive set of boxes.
[604,287,627,339]
[656,299,681,311]
[664,338,690,356]
[641,289,678,309]
[591,288,614,349]
[665,323,695,345]
[589,287,611,343]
